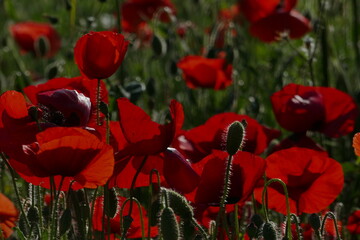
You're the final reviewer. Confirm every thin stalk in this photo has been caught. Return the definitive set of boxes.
[120,197,145,240]
[70,0,77,36]
[128,156,148,216]
[213,154,233,240]
[50,177,64,240]
[261,178,292,240]
[234,204,240,240]
[87,187,98,240]
[352,0,360,71]
[147,169,161,240]
[320,212,342,240]
[191,218,209,240]
[115,0,122,33]
[0,153,30,229]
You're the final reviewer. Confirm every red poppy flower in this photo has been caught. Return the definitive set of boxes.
[254,147,344,215]
[10,21,61,57]
[271,83,358,138]
[240,0,297,23]
[186,150,265,205]
[0,194,18,239]
[74,31,129,79]
[24,76,108,128]
[250,10,311,42]
[347,210,360,234]
[109,99,193,192]
[121,0,175,33]
[8,127,114,190]
[174,113,280,163]
[177,56,233,90]
[92,196,158,239]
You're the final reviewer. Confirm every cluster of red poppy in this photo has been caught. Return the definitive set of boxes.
[2,0,360,239]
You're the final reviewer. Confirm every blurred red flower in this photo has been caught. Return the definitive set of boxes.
[10,21,61,57]
[108,98,197,193]
[254,147,344,215]
[74,31,129,79]
[271,83,358,138]
[347,210,360,234]
[240,0,297,23]
[174,113,280,163]
[0,193,18,239]
[177,56,233,90]
[92,196,158,239]
[8,127,114,190]
[186,150,265,205]
[250,10,311,42]
[121,0,175,33]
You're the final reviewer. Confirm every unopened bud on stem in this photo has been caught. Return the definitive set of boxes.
[226,120,246,155]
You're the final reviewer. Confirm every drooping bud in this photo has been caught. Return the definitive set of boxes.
[262,221,278,240]
[27,206,39,225]
[246,222,259,239]
[59,208,72,236]
[166,189,194,219]
[251,214,264,228]
[160,207,180,240]
[226,121,246,155]
[309,213,321,231]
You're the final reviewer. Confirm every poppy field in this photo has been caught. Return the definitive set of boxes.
[1,0,360,239]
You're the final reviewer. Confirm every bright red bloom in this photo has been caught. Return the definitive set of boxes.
[92,196,158,239]
[121,0,175,33]
[0,78,105,153]
[347,210,360,234]
[174,113,280,163]
[8,127,114,190]
[240,0,297,23]
[10,21,61,57]
[0,194,18,239]
[109,99,195,192]
[250,10,311,42]
[254,147,344,215]
[186,150,265,205]
[271,83,358,138]
[177,56,233,90]
[74,31,129,79]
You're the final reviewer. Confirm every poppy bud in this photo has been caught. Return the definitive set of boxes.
[226,121,246,155]
[160,207,180,240]
[166,189,194,219]
[246,222,258,239]
[59,208,72,236]
[74,31,129,79]
[262,221,278,240]
[251,214,264,228]
[27,206,39,225]
[309,213,321,231]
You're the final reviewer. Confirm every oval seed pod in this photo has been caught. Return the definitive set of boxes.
[226,121,245,155]
[160,207,180,240]
[167,189,194,219]
[309,213,321,231]
[262,221,278,240]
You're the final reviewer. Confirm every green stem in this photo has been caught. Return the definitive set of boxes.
[120,197,145,240]
[320,212,342,240]
[147,169,161,240]
[213,154,233,240]
[261,178,292,240]
[87,187,98,240]
[191,218,209,240]
[115,0,122,33]
[50,177,64,240]
[352,0,360,71]
[0,153,30,229]
[234,204,240,240]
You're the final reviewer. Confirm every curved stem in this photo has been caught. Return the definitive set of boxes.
[261,178,292,240]
[120,197,145,240]
[320,212,341,240]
